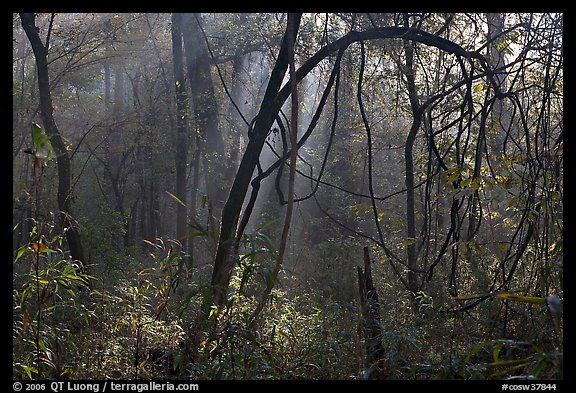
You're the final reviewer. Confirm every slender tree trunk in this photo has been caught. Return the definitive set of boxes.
[357,247,385,377]
[104,61,111,108]
[486,13,508,152]
[20,13,85,265]
[228,53,247,171]
[171,13,189,253]
[189,147,201,264]
[465,104,490,291]
[208,14,302,315]
[402,16,422,294]
[464,14,508,292]
[181,13,231,227]
[250,13,300,325]
[113,59,125,116]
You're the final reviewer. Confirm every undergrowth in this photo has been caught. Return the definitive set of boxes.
[13,229,562,380]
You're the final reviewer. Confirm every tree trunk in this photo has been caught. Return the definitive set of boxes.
[19,13,86,266]
[357,247,385,377]
[249,13,300,325]
[402,15,422,294]
[227,53,247,172]
[181,13,232,226]
[171,13,189,253]
[208,13,302,314]
[486,13,508,152]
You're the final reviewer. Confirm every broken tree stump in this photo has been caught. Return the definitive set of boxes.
[357,246,385,378]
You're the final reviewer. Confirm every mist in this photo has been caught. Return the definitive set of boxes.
[13,13,563,381]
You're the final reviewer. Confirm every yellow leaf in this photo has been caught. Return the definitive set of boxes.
[473,82,484,94]
[142,239,159,248]
[165,191,187,208]
[496,293,545,304]
[32,242,46,253]
[399,238,417,248]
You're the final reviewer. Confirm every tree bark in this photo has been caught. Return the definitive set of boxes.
[486,13,508,152]
[249,13,300,325]
[171,13,189,253]
[181,13,232,226]
[209,13,302,313]
[402,15,422,294]
[357,247,385,377]
[20,13,86,266]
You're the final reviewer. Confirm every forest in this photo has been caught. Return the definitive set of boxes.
[12,13,563,381]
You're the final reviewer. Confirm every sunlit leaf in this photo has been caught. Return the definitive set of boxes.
[15,246,27,262]
[32,242,46,253]
[31,123,52,163]
[142,239,161,249]
[495,293,545,304]
[208,305,218,319]
[165,191,187,207]
[32,123,42,147]
[469,177,481,191]
[399,238,417,248]
[549,240,562,254]
[473,82,484,94]
[22,364,36,379]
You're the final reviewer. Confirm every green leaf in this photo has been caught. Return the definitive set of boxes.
[493,341,503,362]
[208,305,218,319]
[38,338,47,352]
[165,191,187,207]
[21,364,36,379]
[15,246,27,262]
[32,123,42,148]
[469,177,481,192]
[31,123,52,161]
